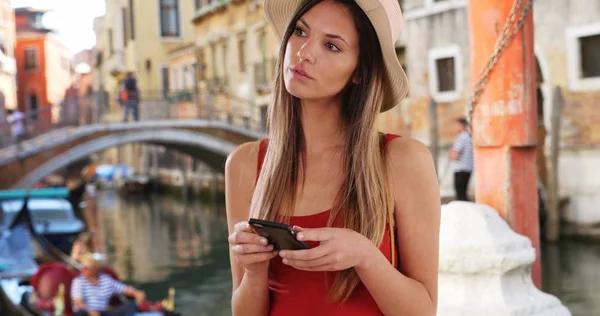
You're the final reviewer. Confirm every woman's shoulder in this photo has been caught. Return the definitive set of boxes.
[384,136,436,177]
[225,140,262,174]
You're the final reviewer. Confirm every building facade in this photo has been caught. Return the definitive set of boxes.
[0,0,17,117]
[192,0,279,131]
[14,8,72,131]
[401,0,600,236]
[95,0,197,97]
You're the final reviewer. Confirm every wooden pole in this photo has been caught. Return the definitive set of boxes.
[546,86,563,242]
[469,0,541,287]
[428,98,439,174]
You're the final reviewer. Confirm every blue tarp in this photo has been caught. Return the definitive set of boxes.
[0,225,38,279]
[93,164,133,181]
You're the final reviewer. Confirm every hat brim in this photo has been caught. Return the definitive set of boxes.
[264,0,409,113]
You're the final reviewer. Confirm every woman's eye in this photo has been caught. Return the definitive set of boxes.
[294,27,306,36]
[326,43,341,52]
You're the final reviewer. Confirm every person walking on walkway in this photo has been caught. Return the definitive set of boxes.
[6,108,24,146]
[120,72,139,122]
[450,118,474,201]
[225,0,440,315]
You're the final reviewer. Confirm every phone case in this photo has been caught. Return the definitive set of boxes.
[248,218,310,250]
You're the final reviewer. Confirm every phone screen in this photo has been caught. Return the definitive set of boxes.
[248,218,310,251]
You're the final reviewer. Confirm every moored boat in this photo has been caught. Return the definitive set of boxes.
[0,188,181,316]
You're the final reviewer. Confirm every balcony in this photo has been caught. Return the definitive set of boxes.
[209,76,229,93]
[254,58,276,94]
[0,52,16,75]
[192,0,232,23]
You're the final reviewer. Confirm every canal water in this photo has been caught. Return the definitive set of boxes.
[91,191,599,316]
[93,191,232,316]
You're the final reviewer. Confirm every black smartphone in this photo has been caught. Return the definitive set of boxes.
[248,218,310,251]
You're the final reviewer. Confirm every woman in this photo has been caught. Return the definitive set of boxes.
[225,0,440,315]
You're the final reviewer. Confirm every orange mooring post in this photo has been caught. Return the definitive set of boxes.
[468,0,541,287]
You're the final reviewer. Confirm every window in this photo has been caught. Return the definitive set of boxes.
[566,23,600,92]
[160,65,170,98]
[436,57,455,92]
[210,43,217,81]
[197,49,206,81]
[183,65,190,89]
[222,41,229,85]
[160,0,180,38]
[122,8,128,46]
[172,68,179,91]
[258,28,267,57]
[580,35,600,79]
[24,48,37,70]
[238,34,246,72]
[255,28,269,87]
[108,29,114,54]
[28,94,38,120]
[195,0,202,10]
[129,0,135,40]
[428,45,461,102]
[28,13,43,29]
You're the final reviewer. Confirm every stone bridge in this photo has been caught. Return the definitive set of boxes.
[0,120,264,189]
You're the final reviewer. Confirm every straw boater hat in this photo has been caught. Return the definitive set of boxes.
[264,0,409,113]
[79,252,106,267]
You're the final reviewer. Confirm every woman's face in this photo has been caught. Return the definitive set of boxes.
[283,0,360,103]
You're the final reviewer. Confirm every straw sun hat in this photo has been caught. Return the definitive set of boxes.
[264,0,409,113]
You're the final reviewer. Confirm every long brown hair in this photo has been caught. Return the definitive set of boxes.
[250,0,392,301]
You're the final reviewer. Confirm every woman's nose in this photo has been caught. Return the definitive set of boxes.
[297,40,316,64]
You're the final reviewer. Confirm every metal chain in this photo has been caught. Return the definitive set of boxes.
[466,0,534,128]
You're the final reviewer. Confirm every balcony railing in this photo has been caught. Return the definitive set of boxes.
[254,58,277,94]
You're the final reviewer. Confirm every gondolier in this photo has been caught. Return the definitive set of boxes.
[71,253,146,316]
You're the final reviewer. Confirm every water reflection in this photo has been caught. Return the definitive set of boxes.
[95,190,232,316]
[542,241,600,316]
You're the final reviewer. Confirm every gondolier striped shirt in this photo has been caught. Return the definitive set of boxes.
[71,273,127,312]
[452,131,474,172]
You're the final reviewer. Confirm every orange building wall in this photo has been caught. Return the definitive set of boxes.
[15,36,51,131]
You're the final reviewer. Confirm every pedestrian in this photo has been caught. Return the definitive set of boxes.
[120,72,139,122]
[6,108,24,146]
[450,117,474,201]
[225,1,440,315]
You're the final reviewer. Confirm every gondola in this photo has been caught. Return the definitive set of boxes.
[0,188,181,316]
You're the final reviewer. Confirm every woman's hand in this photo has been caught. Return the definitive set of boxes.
[278,226,377,271]
[228,221,278,273]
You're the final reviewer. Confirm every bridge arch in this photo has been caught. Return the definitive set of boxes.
[15,129,238,189]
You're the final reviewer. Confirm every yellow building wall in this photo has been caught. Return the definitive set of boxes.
[193,0,279,127]
[126,0,197,95]
[44,36,72,105]
[95,0,121,95]
[167,46,196,92]
[0,0,17,110]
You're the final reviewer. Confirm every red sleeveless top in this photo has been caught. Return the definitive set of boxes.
[255,134,401,316]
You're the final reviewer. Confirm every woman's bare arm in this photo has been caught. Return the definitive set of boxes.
[225,141,270,316]
[355,138,440,316]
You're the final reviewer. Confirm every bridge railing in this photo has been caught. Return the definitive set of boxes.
[99,89,267,133]
[0,100,84,149]
[0,88,266,150]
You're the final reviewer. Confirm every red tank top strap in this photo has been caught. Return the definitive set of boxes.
[382,133,401,151]
[256,139,268,184]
